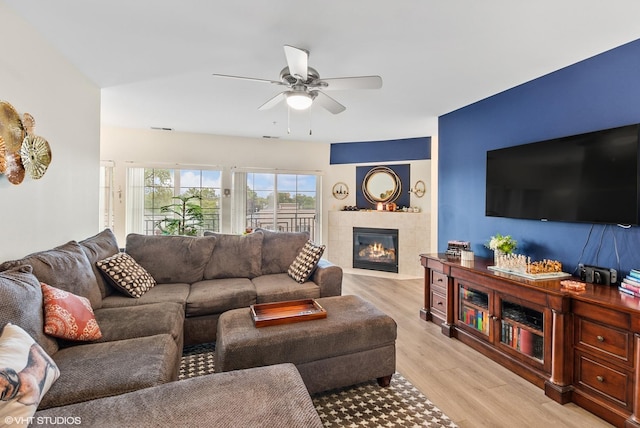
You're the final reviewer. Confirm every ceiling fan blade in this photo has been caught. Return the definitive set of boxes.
[312,91,346,114]
[258,92,286,110]
[283,45,308,81]
[212,73,284,86]
[319,75,383,90]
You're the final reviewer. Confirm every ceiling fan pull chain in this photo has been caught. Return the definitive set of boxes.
[287,105,291,134]
[309,110,312,135]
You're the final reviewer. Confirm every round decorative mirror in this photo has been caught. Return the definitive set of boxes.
[362,166,401,204]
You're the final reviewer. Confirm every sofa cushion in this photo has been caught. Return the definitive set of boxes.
[79,229,120,298]
[0,241,103,309]
[100,283,190,309]
[40,333,179,409]
[252,273,321,304]
[257,228,310,275]
[0,323,60,427]
[125,234,217,284]
[287,240,325,283]
[203,231,264,279]
[41,283,102,342]
[33,364,323,428]
[92,303,184,349]
[96,253,156,298]
[0,265,58,356]
[187,278,256,317]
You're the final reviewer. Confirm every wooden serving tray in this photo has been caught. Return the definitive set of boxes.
[250,299,327,327]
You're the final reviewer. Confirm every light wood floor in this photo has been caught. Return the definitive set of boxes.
[342,272,614,428]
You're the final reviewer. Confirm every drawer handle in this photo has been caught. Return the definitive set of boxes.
[437,278,443,283]
[596,375,605,383]
[597,335,605,342]
[437,301,443,306]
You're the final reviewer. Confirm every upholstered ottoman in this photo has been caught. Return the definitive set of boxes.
[215,295,397,394]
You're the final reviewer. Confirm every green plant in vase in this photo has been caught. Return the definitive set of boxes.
[156,195,204,236]
[485,234,517,266]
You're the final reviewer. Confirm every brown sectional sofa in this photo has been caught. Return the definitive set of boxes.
[0,228,340,426]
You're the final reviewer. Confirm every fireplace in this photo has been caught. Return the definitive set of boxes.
[353,227,399,273]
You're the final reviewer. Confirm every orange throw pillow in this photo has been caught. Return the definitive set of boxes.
[41,282,102,341]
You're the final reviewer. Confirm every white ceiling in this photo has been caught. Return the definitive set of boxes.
[6,1,640,143]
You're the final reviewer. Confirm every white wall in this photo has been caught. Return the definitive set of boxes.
[0,4,101,261]
[100,126,331,245]
[100,127,438,258]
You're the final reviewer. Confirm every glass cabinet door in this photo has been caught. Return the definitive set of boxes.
[458,283,490,336]
[500,300,544,362]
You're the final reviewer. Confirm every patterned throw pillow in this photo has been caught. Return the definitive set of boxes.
[0,323,60,427]
[96,253,156,298]
[41,283,102,341]
[287,240,326,284]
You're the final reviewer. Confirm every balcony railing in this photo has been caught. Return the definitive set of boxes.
[141,206,316,240]
[144,211,221,235]
[246,207,316,240]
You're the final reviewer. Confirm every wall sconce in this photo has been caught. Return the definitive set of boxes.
[332,182,349,200]
[409,180,426,198]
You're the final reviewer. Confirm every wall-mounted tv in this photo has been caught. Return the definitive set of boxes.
[486,124,640,225]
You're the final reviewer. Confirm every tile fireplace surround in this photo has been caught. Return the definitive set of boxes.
[327,211,430,277]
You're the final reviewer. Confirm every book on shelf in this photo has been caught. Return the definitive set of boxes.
[628,269,640,281]
[463,306,489,333]
[520,328,534,355]
[618,285,640,297]
[500,321,540,358]
[621,278,640,293]
[623,275,640,287]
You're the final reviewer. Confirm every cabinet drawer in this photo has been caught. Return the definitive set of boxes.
[575,353,632,408]
[431,290,447,317]
[431,270,448,288]
[575,317,631,364]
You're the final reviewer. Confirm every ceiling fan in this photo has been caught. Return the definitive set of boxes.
[212,45,382,114]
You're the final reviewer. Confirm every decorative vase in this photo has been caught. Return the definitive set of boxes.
[494,250,504,267]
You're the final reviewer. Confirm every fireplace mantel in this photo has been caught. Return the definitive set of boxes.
[327,210,430,277]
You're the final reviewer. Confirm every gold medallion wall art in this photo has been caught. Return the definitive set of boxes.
[0,101,52,185]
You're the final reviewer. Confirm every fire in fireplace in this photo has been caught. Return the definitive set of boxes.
[352,227,399,273]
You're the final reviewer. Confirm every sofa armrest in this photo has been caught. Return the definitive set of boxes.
[310,259,342,297]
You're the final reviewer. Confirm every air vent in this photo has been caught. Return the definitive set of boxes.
[262,135,279,139]
[151,127,174,131]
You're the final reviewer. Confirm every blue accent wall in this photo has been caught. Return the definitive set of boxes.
[330,137,431,164]
[438,38,640,277]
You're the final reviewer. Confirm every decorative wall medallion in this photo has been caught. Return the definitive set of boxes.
[332,182,349,200]
[0,136,5,174]
[0,101,25,154]
[0,101,52,185]
[22,113,35,135]
[5,152,25,185]
[410,180,426,198]
[21,135,52,179]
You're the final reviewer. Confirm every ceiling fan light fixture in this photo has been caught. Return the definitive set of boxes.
[286,91,313,110]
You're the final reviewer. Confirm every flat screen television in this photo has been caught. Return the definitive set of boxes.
[486,124,640,225]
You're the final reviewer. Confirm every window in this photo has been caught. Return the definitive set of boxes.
[240,171,320,240]
[99,161,115,231]
[127,167,221,235]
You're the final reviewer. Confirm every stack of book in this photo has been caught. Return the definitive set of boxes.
[461,306,489,334]
[618,270,640,297]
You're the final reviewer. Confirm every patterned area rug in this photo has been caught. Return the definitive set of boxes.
[181,343,457,427]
